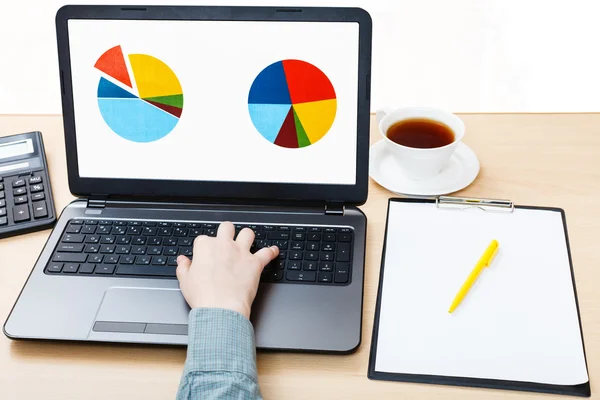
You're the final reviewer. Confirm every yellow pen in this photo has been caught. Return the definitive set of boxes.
[448,240,499,313]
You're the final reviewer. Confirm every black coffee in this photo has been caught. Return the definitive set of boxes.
[387,118,454,149]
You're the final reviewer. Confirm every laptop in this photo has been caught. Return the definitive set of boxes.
[4,5,372,353]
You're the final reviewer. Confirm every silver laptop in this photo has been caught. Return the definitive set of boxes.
[4,5,372,353]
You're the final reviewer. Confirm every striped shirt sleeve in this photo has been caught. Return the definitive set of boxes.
[176,308,262,400]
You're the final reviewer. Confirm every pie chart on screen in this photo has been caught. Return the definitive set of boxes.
[95,45,183,143]
[248,60,337,149]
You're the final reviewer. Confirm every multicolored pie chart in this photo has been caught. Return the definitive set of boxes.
[95,45,183,143]
[248,60,337,149]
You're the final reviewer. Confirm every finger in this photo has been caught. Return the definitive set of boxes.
[254,246,279,268]
[236,228,255,250]
[217,221,235,240]
[176,255,191,281]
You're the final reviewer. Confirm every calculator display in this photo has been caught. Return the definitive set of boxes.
[0,139,33,160]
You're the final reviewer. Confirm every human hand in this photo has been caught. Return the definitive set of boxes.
[176,221,279,320]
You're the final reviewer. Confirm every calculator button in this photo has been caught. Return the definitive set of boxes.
[12,179,25,188]
[31,192,45,201]
[14,195,27,205]
[29,176,42,184]
[0,208,5,217]
[32,201,48,219]
[30,184,44,193]
[13,187,26,196]
[0,216,6,226]
[13,204,30,222]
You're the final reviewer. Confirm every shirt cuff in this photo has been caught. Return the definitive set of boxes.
[183,308,258,382]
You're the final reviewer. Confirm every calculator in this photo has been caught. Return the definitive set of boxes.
[0,131,56,238]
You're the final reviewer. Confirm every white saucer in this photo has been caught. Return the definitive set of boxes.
[369,140,480,196]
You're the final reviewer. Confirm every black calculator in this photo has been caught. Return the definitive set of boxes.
[0,131,56,238]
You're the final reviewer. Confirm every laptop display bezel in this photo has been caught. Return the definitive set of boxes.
[56,5,372,205]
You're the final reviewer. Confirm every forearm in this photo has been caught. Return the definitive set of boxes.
[177,308,262,400]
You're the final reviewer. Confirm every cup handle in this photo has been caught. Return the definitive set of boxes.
[376,107,393,124]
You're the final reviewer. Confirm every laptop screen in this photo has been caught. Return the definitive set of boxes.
[67,19,360,186]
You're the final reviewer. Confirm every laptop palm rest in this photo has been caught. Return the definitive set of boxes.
[92,287,190,336]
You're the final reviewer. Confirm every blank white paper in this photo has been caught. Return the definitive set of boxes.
[375,202,588,385]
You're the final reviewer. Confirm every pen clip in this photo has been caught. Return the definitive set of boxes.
[436,196,514,213]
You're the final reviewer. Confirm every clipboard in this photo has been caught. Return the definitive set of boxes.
[368,197,591,397]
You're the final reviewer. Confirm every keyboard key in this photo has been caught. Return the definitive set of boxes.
[147,246,162,255]
[292,232,305,241]
[97,225,111,234]
[100,235,116,244]
[151,256,167,266]
[206,229,217,237]
[339,228,353,234]
[116,245,131,254]
[306,242,319,251]
[81,225,96,234]
[335,264,350,283]
[291,242,304,250]
[79,263,96,274]
[336,243,351,262]
[57,243,84,253]
[135,256,151,265]
[180,247,193,256]
[278,226,290,231]
[164,238,178,246]
[164,247,178,255]
[63,234,85,243]
[66,224,82,234]
[309,227,321,232]
[288,261,302,270]
[319,262,334,272]
[167,256,178,266]
[104,255,120,264]
[294,227,306,232]
[0,199,4,207]
[173,222,187,228]
[305,251,319,261]
[128,221,142,226]
[85,235,100,244]
[188,223,201,228]
[84,244,100,253]
[188,228,202,236]
[0,191,4,200]
[323,233,336,242]
[158,222,172,227]
[84,219,98,225]
[98,220,112,225]
[121,255,135,264]
[0,216,7,226]
[0,208,6,217]
[338,234,352,242]
[289,251,303,260]
[178,238,193,246]
[286,271,316,282]
[52,253,87,263]
[142,227,157,236]
[143,221,157,226]
[318,272,333,283]
[99,245,115,254]
[147,237,163,246]
[47,263,63,273]
[303,261,318,271]
[12,179,25,188]
[132,246,146,255]
[116,265,176,277]
[321,243,335,252]
[63,263,79,273]
[13,204,30,222]
[173,227,187,237]
[254,231,265,239]
[273,260,285,270]
[324,228,337,233]
[113,221,127,226]
[95,265,115,275]
[30,183,44,193]
[127,226,142,235]
[14,195,27,205]
[307,233,321,241]
[158,227,172,236]
[70,219,84,225]
[131,237,146,246]
[267,232,289,240]
[89,255,104,263]
[31,192,45,201]
[29,175,43,184]
[320,252,334,261]
[112,226,127,235]
[261,270,283,282]
[274,240,288,250]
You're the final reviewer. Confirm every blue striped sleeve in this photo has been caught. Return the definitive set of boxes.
[176,308,262,400]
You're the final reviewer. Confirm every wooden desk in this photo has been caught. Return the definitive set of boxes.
[1,114,599,399]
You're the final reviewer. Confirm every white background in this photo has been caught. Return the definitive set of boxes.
[69,20,358,184]
[1,0,600,114]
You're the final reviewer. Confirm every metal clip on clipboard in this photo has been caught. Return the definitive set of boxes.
[435,196,515,213]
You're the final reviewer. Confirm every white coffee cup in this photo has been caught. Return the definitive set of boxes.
[376,106,465,180]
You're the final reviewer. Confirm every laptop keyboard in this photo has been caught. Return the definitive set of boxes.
[45,219,353,286]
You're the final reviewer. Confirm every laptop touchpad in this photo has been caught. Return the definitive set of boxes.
[92,287,190,335]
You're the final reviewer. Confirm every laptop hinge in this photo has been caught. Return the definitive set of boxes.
[325,203,345,216]
[87,198,107,209]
